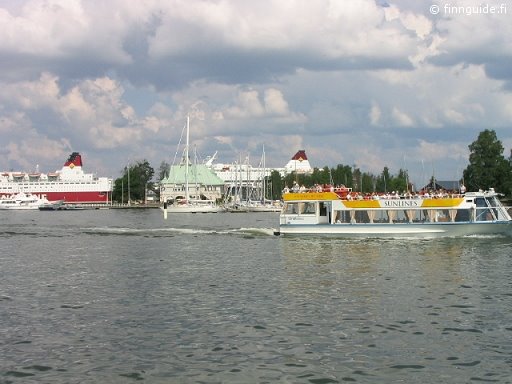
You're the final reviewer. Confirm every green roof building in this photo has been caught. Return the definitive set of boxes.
[159,162,225,203]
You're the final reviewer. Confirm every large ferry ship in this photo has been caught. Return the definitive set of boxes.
[0,152,113,204]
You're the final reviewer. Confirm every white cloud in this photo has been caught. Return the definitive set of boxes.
[264,88,289,116]
[0,0,134,65]
[0,0,511,181]
[369,102,381,125]
[225,89,265,118]
[392,107,414,127]
[221,87,303,125]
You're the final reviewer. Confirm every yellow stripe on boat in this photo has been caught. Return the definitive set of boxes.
[342,200,381,208]
[421,198,464,207]
[283,192,339,201]
[284,192,465,209]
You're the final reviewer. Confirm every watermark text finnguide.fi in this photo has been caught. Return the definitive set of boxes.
[430,3,507,15]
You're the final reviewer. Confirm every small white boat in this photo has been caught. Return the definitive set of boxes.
[244,200,283,212]
[225,200,282,213]
[38,201,86,211]
[0,192,51,210]
[276,187,512,238]
[161,198,224,213]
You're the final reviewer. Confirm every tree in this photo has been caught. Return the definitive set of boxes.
[375,166,391,192]
[463,129,512,196]
[332,164,352,187]
[269,170,283,200]
[112,160,155,203]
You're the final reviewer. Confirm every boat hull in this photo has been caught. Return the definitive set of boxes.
[44,191,108,203]
[278,221,512,238]
[245,206,282,212]
[0,205,40,210]
[225,204,281,213]
[160,205,224,213]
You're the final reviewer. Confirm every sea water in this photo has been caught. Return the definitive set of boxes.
[1,209,511,383]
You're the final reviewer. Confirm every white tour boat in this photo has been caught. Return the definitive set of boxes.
[275,187,512,238]
[0,192,51,210]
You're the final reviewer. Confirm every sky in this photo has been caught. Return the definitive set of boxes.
[0,0,511,188]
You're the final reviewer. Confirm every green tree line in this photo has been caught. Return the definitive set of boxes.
[463,129,512,196]
[112,160,155,203]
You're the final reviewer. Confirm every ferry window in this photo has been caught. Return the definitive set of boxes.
[475,198,487,208]
[284,203,298,214]
[301,202,316,214]
[455,209,470,222]
[487,197,498,207]
[475,198,492,221]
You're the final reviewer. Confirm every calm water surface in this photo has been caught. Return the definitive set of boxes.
[1,209,511,383]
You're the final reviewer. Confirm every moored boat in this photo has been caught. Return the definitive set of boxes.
[162,198,224,213]
[160,116,224,214]
[276,187,512,238]
[38,200,65,210]
[0,192,51,210]
[244,200,283,212]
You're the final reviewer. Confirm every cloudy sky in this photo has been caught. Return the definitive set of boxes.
[1,0,511,186]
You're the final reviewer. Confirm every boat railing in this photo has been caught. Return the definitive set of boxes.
[283,188,465,201]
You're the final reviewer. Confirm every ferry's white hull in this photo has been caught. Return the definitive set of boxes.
[278,221,512,238]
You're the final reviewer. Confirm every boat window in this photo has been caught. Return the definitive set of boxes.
[284,203,298,214]
[300,202,316,214]
[284,202,316,214]
[486,197,498,207]
[455,209,470,222]
[319,202,327,216]
[475,198,487,208]
[474,197,491,221]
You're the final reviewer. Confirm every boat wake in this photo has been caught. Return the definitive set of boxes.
[81,226,277,238]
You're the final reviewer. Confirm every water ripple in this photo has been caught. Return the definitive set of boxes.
[1,210,511,383]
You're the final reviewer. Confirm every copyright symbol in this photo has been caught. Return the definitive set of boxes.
[430,4,440,14]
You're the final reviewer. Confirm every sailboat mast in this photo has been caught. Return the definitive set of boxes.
[262,144,266,202]
[185,115,190,202]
